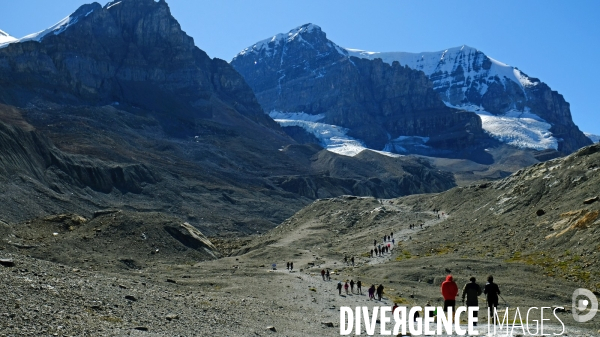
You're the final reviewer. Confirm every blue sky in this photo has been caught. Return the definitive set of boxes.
[2,0,599,135]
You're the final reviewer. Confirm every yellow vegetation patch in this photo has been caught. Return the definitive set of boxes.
[547,209,599,239]
[574,210,599,229]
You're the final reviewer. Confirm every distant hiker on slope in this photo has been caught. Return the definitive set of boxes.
[441,274,459,315]
[344,281,349,295]
[337,281,342,295]
[376,284,384,301]
[484,275,501,323]
[462,277,482,326]
[357,280,362,294]
[286,262,290,270]
[350,279,355,293]
[368,285,375,300]
[351,256,355,266]
[370,249,374,257]
[290,262,293,271]
[321,269,326,280]
[326,269,330,281]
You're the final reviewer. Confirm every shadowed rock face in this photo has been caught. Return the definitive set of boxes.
[231,24,494,158]
[0,0,275,134]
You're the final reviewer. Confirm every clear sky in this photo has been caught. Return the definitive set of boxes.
[1,0,599,135]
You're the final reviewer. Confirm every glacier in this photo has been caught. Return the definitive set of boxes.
[269,111,401,158]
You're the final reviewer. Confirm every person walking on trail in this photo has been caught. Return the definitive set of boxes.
[344,256,348,265]
[374,239,377,247]
[441,274,459,315]
[321,269,326,280]
[484,275,501,322]
[376,284,384,301]
[351,257,355,266]
[392,238,395,246]
[290,262,293,271]
[370,249,373,257]
[344,281,349,295]
[337,281,342,295]
[357,280,362,294]
[462,277,482,326]
[368,285,375,300]
[390,231,393,239]
[350,280,355,293]
[326,269,330,281]
[286,262,290,270]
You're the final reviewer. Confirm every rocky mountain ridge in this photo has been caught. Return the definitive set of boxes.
[347,45,592,153]
[231,24,494,161]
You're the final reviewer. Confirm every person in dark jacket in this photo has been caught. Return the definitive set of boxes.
[357,280,362,294]
[484,275,501,309]
[337,281,343,295]
[440,274,459,314]
[376,284,384,301]
[462,277,482,325]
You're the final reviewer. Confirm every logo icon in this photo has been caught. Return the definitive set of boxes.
[572,288,598,322]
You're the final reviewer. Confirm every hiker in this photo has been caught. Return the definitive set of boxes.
[390,231,393,238]
[462,277,482,326]
[374,239,377,247]
[344,256,348,265]
[351,257,355,266]
[350,280,355,293]
[357,280,362,294]
[272,263,276,270]
[337,281,342,295]
[286,262,290,270]
[441,274,459,315]
[344,281,349,295]
[290,262,293,271]
[376,284,384,301]
[368,285,375,300]
[383,235,386,242]
[420,224,423,229]
[484,275,501,323]
[392,238,395,245]
[326,269,330,281]
[321,269,326,280]
[370,249,373,257]
[392,303,399,314]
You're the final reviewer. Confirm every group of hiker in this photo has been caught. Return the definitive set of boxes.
[336,280,385,300]
[408,223,423,229]
[440,274,502,324]
[371,232,395,257]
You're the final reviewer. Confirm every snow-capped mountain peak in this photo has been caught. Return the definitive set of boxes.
[0,3,100,49]
[234,23,347,60]
[347,45,539,97]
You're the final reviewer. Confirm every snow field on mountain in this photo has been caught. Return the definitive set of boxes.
[0,29,17,44]
[269,111,400,157]
[449,104,558,150]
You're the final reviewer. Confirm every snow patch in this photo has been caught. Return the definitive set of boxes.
[1,15,79,48]
[449,104,558,150]
[268,111,401,158]
[0,29,17,44]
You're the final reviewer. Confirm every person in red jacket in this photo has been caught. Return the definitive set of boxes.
[440,274,459,315]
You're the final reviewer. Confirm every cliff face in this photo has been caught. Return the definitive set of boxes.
[0,0,274,133]
[348,46,592,154]
[231,24,492,157]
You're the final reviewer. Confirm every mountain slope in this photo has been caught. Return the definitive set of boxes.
[0,29,16,44]
[0,2,457,232]
[231,24,494,161]
[348,46,592,154]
